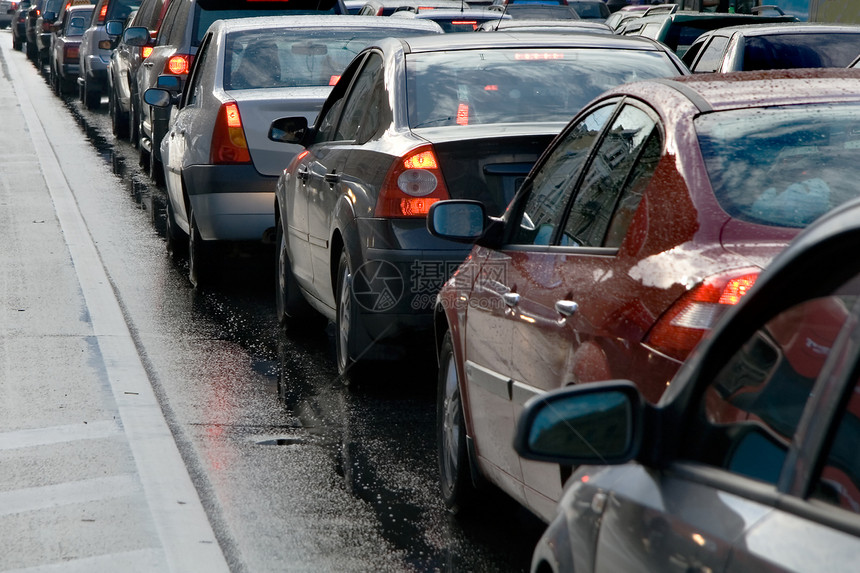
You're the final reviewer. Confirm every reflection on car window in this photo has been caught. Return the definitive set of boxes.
[743,33,860,70]
[224,27,412,91]
[692,35,729,72]
[697,104,860,229]
[405,49,679,129]
[687,284,859,484]
[512,104,615,245]
[335,53,384,142]
[562,104,659,248]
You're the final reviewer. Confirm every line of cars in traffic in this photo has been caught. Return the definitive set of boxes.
[11,0,860,569]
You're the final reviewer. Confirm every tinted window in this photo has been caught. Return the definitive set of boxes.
[688,286,859,484]
[512,104,615,245]
[697,104,860,228]
[106,0,139,21]
[224,27,415,90]
[335,53,384,142]
[743,33,860,70]
[693,34,730,72]
[562,105,660,248]
[406,48,679,128]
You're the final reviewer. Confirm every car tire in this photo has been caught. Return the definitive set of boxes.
[26,41,37,62]
[83,77,100,110]
[165,197,187,262]
[49,64,59,95]
[276,221,321,328]
[12,35,22,51]
[129,100,139,149]
[110,90,129,140]
[335,250,360,378]
[188,210,216,289]
[149,152,165,187]
[438,330,483,514]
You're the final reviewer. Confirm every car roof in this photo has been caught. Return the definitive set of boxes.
[615,68,860,113]
[398,30,673,53]
[480,19,611,31]
[696,22,860,37]
[394,8,506,17]
[211,14,445,33]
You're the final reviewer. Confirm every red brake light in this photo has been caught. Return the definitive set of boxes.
[64,44,79,60]
[375,145,450,218]
[515,53,565,60]
[165,54,192,75]
[456,103,469,126]
[329,75,340,86]
[98,3,107,22]
[646,270,759,361]
[210,102,251,165]
[141,46,153,59]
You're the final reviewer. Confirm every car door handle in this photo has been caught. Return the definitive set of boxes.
[324,172,340,185]
[297,167,309,182]
[144,61,153,67]
[555,300,578,317]
[503,292,520,307]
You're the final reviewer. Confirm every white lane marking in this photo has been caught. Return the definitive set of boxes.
[4,549,166,573]
[0,421,121,451]
[0,475,141,516]
[6,47,230,573]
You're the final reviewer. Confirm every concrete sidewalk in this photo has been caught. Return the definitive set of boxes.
[0,36,229,573]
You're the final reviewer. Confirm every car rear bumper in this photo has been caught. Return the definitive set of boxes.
[184,164,276,242]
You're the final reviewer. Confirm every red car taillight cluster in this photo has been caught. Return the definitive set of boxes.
[210,102,250,165]
[646,269,759,360]
[164,53,193,76]
[63,44,79,61]
[375,145,450,218]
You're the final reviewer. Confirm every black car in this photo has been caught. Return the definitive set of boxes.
[269,32,688,378]
[132,0,349,186]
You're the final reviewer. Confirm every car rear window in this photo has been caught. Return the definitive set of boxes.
[743,33,860,70]
[697,104,860,228]
[224,26,431,90]
[406,48,681,128]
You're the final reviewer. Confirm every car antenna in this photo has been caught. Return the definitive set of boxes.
[495,1,508,30]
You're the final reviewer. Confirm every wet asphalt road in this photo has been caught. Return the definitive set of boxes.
[5,31,546,572]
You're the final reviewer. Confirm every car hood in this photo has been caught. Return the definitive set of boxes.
[234,86,332,177]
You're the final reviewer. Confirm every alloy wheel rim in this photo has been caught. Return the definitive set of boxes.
[441,355,460,489]
[337,267,351,372]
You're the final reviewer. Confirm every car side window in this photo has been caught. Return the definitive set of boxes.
[693,35,730,73]
[182,32,211,108]
[512,103,616,246]
[334,53,384,143]
[685,285,859,485]
[156,0,180,46]
[561,104,660,248]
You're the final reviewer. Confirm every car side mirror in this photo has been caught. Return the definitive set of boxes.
[427,200,487,242]
[268,116,309,145]
[513,381,644,465]
[105,19,123,37]
[155,74,182,93]
[143,87,178,108]
[121,25,149,46]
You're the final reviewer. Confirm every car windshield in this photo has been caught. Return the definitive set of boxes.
[697,104,860,228]
[743,33,860,69]
[406,48,679,128]
[225,27,427,90]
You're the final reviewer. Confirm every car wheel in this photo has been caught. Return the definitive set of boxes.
[129,101,139,149]
[149,152,165,187]
[49,65,59,95]
[188,210,215,288]
[438,330,482,514]
[26,41,37,62]
[110,90,129,139]
[83,78,100,110]
[276,221,321,328]
[12,35,22,51]
[165,197,187,262]
[335,251,359,377]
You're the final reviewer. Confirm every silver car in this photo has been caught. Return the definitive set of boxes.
[0,0,14,29]
[145,15,443,287]
[515,195,860,572]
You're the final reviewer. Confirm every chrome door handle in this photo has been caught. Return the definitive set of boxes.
[555,300,578,317]
[324,172,340,185]
[503,292,521,307]
[297,167,309,182]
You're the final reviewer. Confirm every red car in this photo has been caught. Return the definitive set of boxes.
[428,68,860,522]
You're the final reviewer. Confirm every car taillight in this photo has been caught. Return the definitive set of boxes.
[329,75,340,86]
[646,269,759,361]
[141,46,153,59]
[98,39,112,50]
[41,20,52,32]
[64,44,79,60]
[164,54,192,75]
[375,145,450,218]
[210,102,250,165]
[97,2,106,22]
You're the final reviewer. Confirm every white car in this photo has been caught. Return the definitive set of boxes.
[145,15,443,287]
